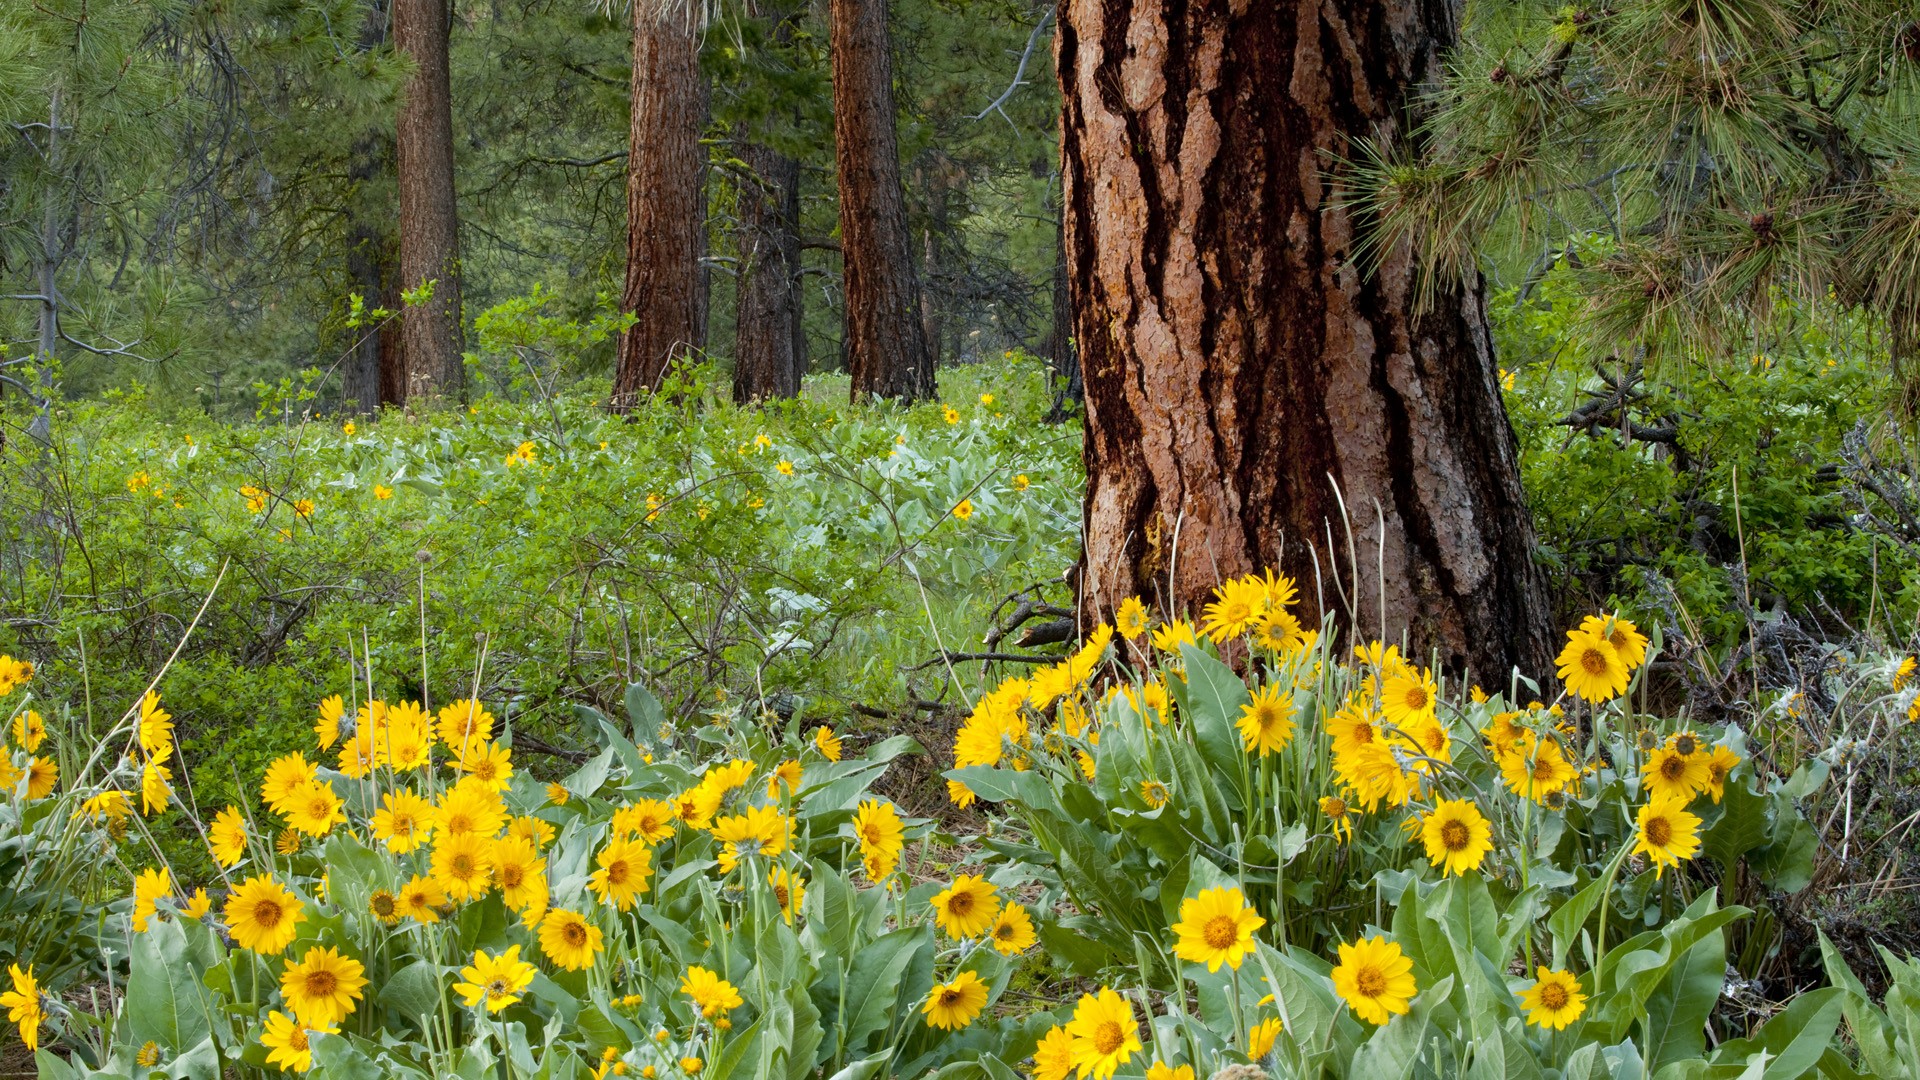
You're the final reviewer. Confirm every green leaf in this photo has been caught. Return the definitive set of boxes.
[625,682,668,748]
[1700,779,1772,867]
[377,959,444,1027]
[1641,932,1727,1071]
[1176,644,1253,808]
[1349,974,1450,1080]
[127,918,216,1056]
[1710,987,1846,1079]
[1750,814,1817,894]
[837,926,929,1054]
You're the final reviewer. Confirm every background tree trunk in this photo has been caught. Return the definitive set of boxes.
[831,0,934,402]
[1042,184,1079,421]
[611,5,707,409]
[1060,0,1553,679]
[392,0,465,401]
[732,128,806,402]
[340,2,402,415]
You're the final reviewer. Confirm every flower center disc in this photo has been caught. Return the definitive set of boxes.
[1203,915,1239,950]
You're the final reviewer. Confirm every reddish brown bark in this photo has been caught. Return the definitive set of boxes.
[611,6,708,409]
[392,0,465,401]
[831,0,934,401]
[1060,0,1552,678]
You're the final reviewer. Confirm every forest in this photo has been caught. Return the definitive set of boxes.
[6,0,1920,1078]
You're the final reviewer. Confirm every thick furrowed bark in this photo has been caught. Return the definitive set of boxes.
[1061,0,1552,679]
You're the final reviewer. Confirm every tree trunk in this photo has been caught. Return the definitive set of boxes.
[1042,181,1079,422]
[611,4,707,409]
[392,0,465,401]
[732,128,806,402]
[341,3,402,415]
[1060,0,1553,679]
[831,0,934,402]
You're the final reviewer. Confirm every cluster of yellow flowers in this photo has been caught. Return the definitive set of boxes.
[1,657,55,800]
[947,626,1115,807]
[74,689,872,1070]
[0,654,33,697]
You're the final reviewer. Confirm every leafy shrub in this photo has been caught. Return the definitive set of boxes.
[0,355,1081,871]
[1492,262,1910,645]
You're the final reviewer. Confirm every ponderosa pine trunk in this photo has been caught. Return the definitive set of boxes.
[732,132,806,402]
[1060,0,1553,678]
[611,5,707,409]
[831,0,934,402]
[393,0,464,401]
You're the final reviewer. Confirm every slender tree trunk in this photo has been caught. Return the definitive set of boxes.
[831,0,934,401]
[393,0,465,401]
[611,5,707,409]
[1060,0,1552,678]
[1042,181,1079,421]
[732,127,805,402]
[342,3,403,414]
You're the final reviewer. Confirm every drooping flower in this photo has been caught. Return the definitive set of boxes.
[680,966,743,1018]
[131,867,172,932]
[769,865,806,923]
[1320,794,1355,843]
[1518,967,1587,1030]
[1331,936,1417,1025]
[814,726,843,761]
[1246,1015,1284,1059]
[137,691,174,758]
[259,1010,333,1072]
[853,799,905,880]
[453,946,536,1013]
[1703,745,1742,803]
[313,695,345,749]
[209,804,249,866]
[1170,887,1265,972]
[922,970,989,1030]
[1,964,43,1052]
